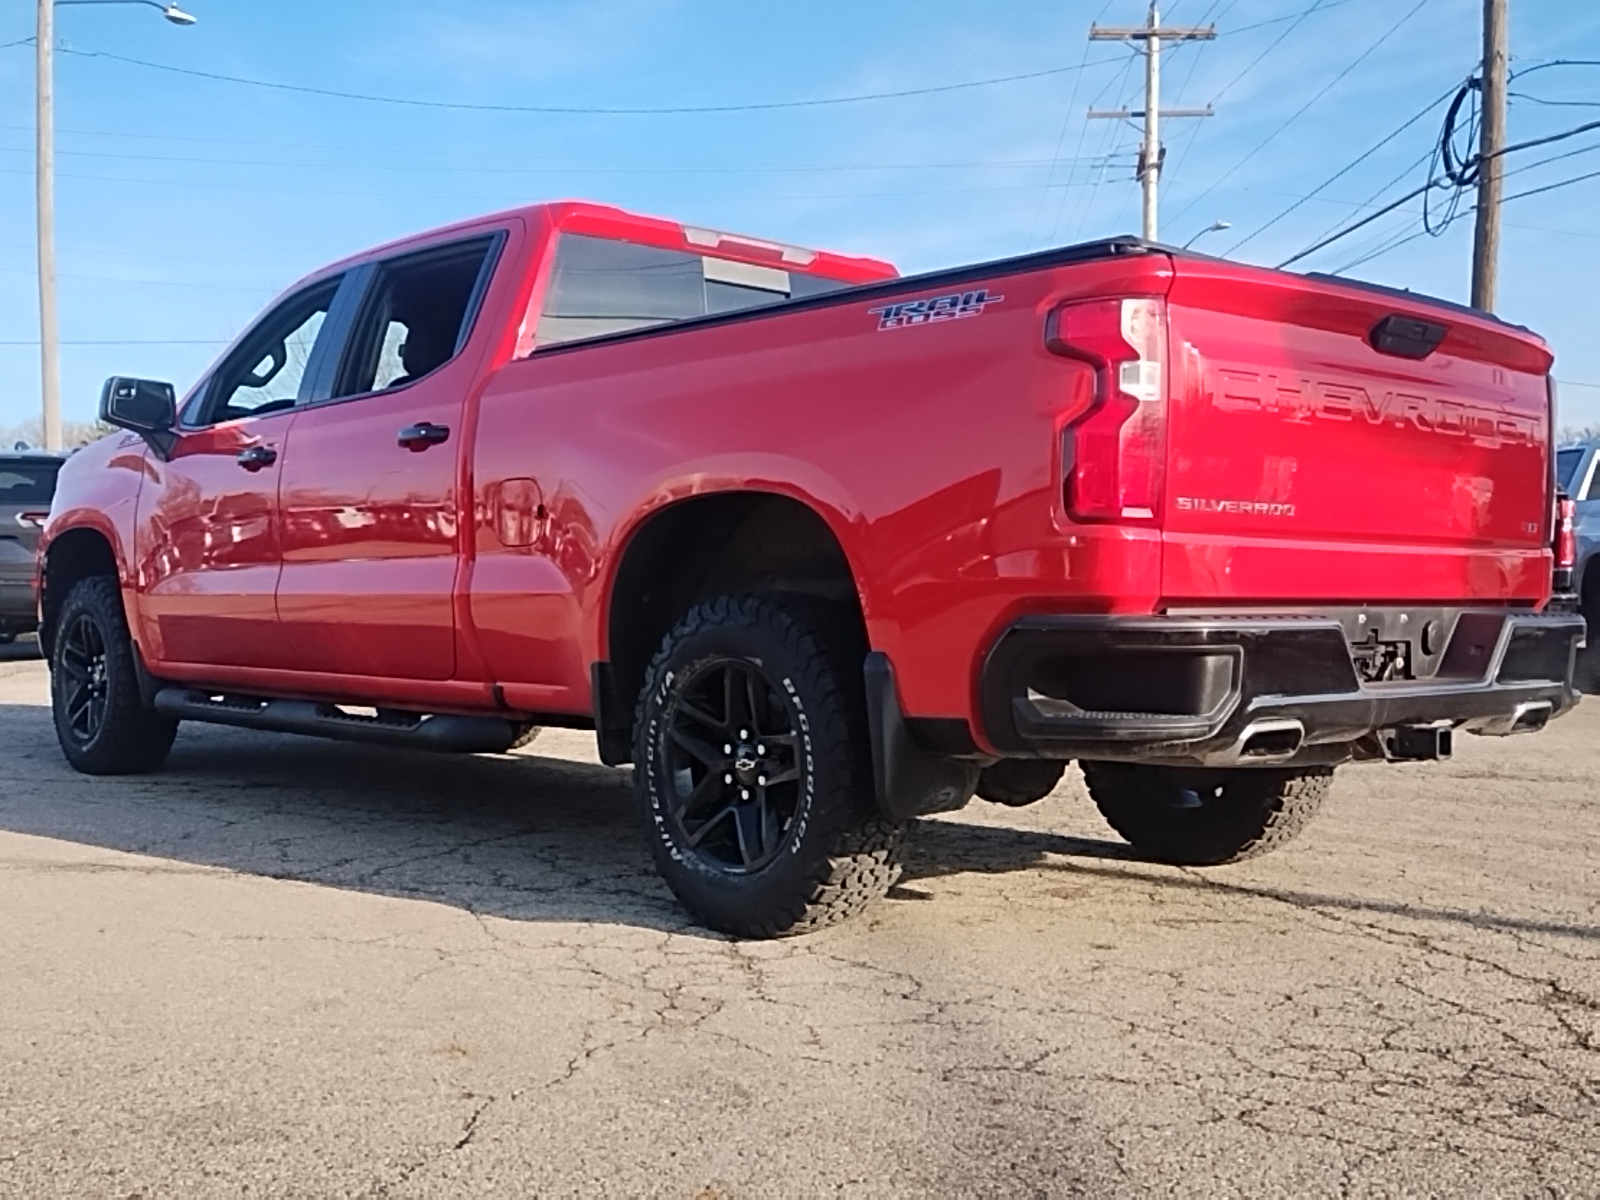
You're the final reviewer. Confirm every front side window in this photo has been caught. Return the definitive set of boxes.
[195,277,342,425]
[533,233,851,350]
[334,236,497,398]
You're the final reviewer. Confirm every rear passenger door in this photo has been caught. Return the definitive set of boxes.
[272,233,504,682]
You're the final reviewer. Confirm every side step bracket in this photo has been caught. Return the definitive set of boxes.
[152,688,519,754]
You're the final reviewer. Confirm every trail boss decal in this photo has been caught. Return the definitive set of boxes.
[869,288,1004,331]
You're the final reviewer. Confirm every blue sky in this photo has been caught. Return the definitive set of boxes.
[2,0,1599,434]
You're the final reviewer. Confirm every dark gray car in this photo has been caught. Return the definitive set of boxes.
[0,451,65,643]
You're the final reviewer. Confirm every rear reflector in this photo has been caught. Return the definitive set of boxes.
[1047,297,1168,523]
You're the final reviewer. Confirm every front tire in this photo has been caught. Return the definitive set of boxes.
[633,594,906,938]
[1082,762,1332,865]
[50,576,177,775]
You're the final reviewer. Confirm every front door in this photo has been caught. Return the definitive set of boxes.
[134,275,347,670]
[273,234,501,682]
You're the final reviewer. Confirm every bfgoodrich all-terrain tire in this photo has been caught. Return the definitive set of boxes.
[50,576,177,775]
[634,594,906,938]
[1081,762,1333,866]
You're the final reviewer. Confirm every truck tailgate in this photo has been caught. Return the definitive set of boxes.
[1161,260,1554,605]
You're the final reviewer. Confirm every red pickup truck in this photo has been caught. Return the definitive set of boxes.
[39,201,1582,937]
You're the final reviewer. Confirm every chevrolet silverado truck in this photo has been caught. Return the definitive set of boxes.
[38,200,1583,937]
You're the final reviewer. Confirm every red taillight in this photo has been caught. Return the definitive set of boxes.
[1557,495,1576,570]
[1047,297,1167,523]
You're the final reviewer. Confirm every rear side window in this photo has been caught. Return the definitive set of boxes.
[0,461,60,504]
[533,234,850,350]
[335,235,499,398]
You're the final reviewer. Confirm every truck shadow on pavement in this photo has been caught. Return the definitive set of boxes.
[2,702,1598,944]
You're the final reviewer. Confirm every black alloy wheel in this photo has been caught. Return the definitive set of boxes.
[661,657,804,874]
[50,575,177,775]
[57,611,111,746]
[634,593,907,938]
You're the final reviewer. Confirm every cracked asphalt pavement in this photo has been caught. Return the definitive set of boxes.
[1,640,1597,1197]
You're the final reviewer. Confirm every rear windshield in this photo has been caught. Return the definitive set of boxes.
[534,233,851,349]
[1557,447,1585,492]
[0,461,61,505]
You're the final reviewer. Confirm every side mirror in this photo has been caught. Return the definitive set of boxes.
[100,376,177,458]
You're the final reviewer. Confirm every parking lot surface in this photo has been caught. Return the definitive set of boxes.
[1,641,1596,1197]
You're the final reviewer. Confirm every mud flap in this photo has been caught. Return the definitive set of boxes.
[863,651,980,822]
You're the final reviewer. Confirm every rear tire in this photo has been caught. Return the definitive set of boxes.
[1081,762,1332,865]
[633,593,906,938]
[509,722,542,750]
[50,576,177,776]
[976,759,1067,807]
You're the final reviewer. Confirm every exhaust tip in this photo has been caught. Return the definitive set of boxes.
[1465,701,1555,738]
[1206,718,1305,765]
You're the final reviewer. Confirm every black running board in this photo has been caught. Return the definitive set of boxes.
[152,687,519,754]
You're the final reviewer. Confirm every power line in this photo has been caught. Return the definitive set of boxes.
[1329,222,1429,274]
[0,265,276,293]
[1310,161,1600,275]
[0,339,230,347]
[1279,88,1600,270]
[0,164,1135,205]
[1077,46,1147,242]
[1024,0,1115,250]
[1492,117,1600,162]
[1508,93,1600,110]
[0,143,1131,177]
[1502,165,1600,204]
[1225,82,1460,254]
[1169,0,1432,229]
[1163,0,1336,230]
[1202,0,1326,107]
[1511,60,1600,80]
[1054,47,1142,244]
[1160,0,1235,209]
[1278,181,1436,267]
[54,42,1127,115]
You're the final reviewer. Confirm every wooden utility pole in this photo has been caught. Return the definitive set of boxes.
[36,0,60,451]
[1088,2,1215,242]
[1471,0,1508,312]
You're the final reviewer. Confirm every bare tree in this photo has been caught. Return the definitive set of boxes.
[2,417,115,451]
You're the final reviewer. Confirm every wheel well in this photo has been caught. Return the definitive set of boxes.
[602,492,866,758]
[39,528,119,657]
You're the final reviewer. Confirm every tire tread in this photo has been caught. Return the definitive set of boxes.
[52,576,177,776]
[634,593,905,937]
[1082,762,1332,866]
